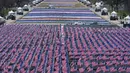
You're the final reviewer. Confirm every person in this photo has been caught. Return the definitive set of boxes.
[7,10,16,20]
[17,7,23,15]
[110,11,118,20]
[101,7,108,15]
[123,15,130,27]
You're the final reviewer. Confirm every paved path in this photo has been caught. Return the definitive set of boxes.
[9,0,122,27]
[89,7,123,27]
[6,11,29,24]
[6,1,43,24]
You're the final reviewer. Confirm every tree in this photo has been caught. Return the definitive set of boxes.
[124,0,130,12]
[102,0,124,11]
[0,0,31,16]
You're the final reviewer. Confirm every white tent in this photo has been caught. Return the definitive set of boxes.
[35,0,41,4]
[111,11,117,17]
[35,0,39,4]
[0,16,2,19]
[8,10,15,15]
[95,2,101,6]
[110,11,118,20]
[17,7,23,12]
[102,7,108,12]
[33,0,36,5]
[86,1,91,5]
[23,4,29,9]
[81,0,87,3]
[0,16,5,24]
[23,4,29,11]
[24,4,28,7]
[124,15,130,24]
[95,5,101,9]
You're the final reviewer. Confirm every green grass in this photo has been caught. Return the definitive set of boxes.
[38,3,49,7]
[74,3,84,7]
[0,8,11,17]
[108,10,130,19]
[117,10,130,19]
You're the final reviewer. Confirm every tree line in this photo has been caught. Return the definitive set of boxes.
[102,0,130,17]
[0,0,32,17]
[0,0,130,17]
[0,0,32,8]
[91,0,130,17]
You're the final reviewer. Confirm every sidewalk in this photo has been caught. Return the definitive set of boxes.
[6,11,29,24]
[89,7,123,27]
[79,2,123,27]
[6,1,43,24]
